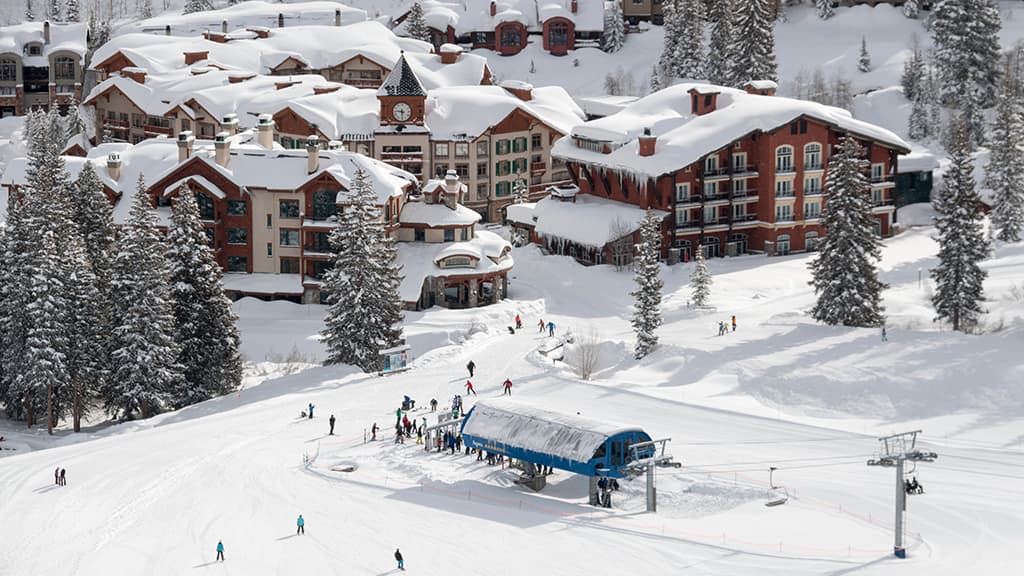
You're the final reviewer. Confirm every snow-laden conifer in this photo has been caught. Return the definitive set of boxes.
[904,0,920,18]
[182,0,213,15]
[858,37,871,73]
[65,0,79,21]
[816,0,834,20]
[137,0,153,19]
[809,136,886,327]
[676,0,706,79]
[730,0,777,84]
[22,230,69,435]
[932,0,1001,124]
[601,0,625,53]
[690,246,712,308]
[62,234,103,432]
[405,2,430,43]
[658,0,684,79]
[631,211,663,359]
[987,73,1024,242]
[707,0,736,86]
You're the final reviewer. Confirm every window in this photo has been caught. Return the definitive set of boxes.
[776,146,794,173]
[227,256,248,272]
[531,134,542,149]
[196,193,215,220]
[804,201,821,219]
[514,158,527,173]
[146,116,170,129]
[311,190,337,220]
[675,182,690,202]
[0,59,15,81]
[280,257,300,274]
[460,227,468,241]
[495,161,510,176]
[435,142,449,158]
[280,229,299,246]
[703,205,717,224]
[805,231,820,251]
[455,142,469,158]
[442,256,472,268]
[266,214,272,228]
[700,236,720,258]
[496,139,510,155]
[775,234,791,256]
[804,143,822,170]
[733,203,746,218]
[871,163,885,182]
[775,204,793,222]
[280,199,300,218]
[513,137,528,153]
[549,21,570,47]
[227,200,247,216]
[444,229,455,242]
[477,162,488,177]
[500,26,523,48]
[477,141,489,157]
[227,228,248,245]
[704,155,718,174]
[27,44,41,56]
[775,179,793,197]
[131,114,144,128]
[266,242,273,257]
[495,181,511,196]
[54,56,75,80]
[703,180,718,198]
[414,228,425,242]
[872,188,884,206]
[476,182,487,198]
[804,176,821,195]
[455,163,469,178]
[732,153,747,172]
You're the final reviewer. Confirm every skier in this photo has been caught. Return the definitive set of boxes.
[731,315,737,332]
[538,318,545,333]
[503,378,512,396]
[329,414,336,435]
[465,380,476,396]
[54,467,60,486]
[216,541,224,562]
[308,403,315,419]
[515,314,522,329]
[59,468,66,486]
[371,422,379,441]
[467,360,475,377]
[882,326,888,342]
[297,514,305,535]
[430,398,437,412]
[547,321,555,337]
[395,548,404,571]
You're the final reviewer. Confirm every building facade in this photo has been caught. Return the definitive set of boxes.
[0,21,88,116]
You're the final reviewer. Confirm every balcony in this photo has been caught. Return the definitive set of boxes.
[144,124,172,135]
[343,78,381,89]
[731,214,759,227]
[775,164,795,175]
[105,119,129,128]
[732,190,759,201]
[675,220,700,230]
[702,167,732,180]
[775,191,795,199]
[871,199,896,210]
[870,175,896,189]
[774,215,795,223]
[804,188,824,197]
[731,165,759,178]
[803,162,824,172]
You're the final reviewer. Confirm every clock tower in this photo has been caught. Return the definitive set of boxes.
[377,53,427,126]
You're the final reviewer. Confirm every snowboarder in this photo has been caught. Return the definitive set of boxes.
[54,467,59,486]
[216,541,224,562]
[329,414,336,435]
[59,468,66,486]
[465,380,476,395]
[308,403,315,419]
[515,314,522,329]
[547,321,555,337]
[882,326,888,342]
[503,378,512,396]
[297,514,305,535]
[429,398,437,412]
[467,360,475,377]
[538,318,545,333]
[371,422,379,441]
[395,548,404,571]
[731,315,737,332]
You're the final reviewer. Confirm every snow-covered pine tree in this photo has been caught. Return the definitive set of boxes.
[107,176,182,419]
[904,0,920,18]
[511,178,528,204]
[74,162,116,290]
[730,0,777,85]
[88,9,111,50]
[658,0,684,79]
[816,0,834,20]
[405,2,430,43]
[986,73,1024,242]
[649,64,663,92]
[931,119,989,331]
[601,0,625,53]
[690,246,712,307]
[137,0,152,19]
[908,87,931,140]
[62,234,103,432]
[22,230,69,435]
[65,0,79,21]
[0,199,33,422]
[901,42,924,101]
[321,168,404,372]
[932,0,1001,111]
[25,0,35,21]
[48,0,61,21]
[858,37,871,73]
[166,186,242,407]
[677,0,707,80]
[182,0,213,15]
[630,211,664,359]
[808,135,887,327]
[707,0,736,86]
[926,63,942,131]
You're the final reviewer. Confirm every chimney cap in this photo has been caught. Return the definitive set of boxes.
[107,152,121,163]
[257,113,274,125]
[642,127,651,136]
[222,113,239,124]
[215,131,229,142]
[445,169,458,180]
[306,135,320,145]
[178,130,194,141]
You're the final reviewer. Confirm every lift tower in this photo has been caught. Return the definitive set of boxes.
[866,430,938,558]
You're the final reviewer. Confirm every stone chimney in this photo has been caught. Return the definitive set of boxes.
[221,20,228,34]
[184,51,209,65]
[638,127,656,157]
[443,169,459,209]
[571,0,578,14]
[327,140,344,151]
[439,44,462,65]
[122,67,147,84]
[106,153,121,181]
[214,132,231,168]
[306,135,320,174]
[165,25,171,36]
[177,130,194,162]
[335,9,342,26]
[490,2,497,17]
[256,114,275,149]
[743,80,778,97]
[219,113,239,135]
[43,21,50,44]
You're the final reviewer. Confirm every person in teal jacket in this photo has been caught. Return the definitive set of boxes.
[297,514,305,535]
[216,541,224,562]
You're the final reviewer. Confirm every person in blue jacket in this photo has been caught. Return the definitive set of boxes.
[308,403,315,419]
[297,514,305,535]
[216,541,224,562]
[395,548,404,570]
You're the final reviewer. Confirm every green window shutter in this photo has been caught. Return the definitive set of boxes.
[496,141,501,155]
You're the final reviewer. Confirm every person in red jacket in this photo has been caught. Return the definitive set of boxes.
[503,378,512,395]
[465,380,477,395]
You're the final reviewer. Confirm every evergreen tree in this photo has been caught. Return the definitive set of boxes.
[48,0,61,21]
[405,2,430,43]
[707,0,736,86]
[182,0,213,15]
[690,246,712,307]
[74,162,116,291]
[904,0,920,18]
[931,0,1001,116]
[816,0,834,20]
[901,41,925,101]
[321,169,404,372]
[677,0,707,79]
[107,176,181,419]
[25,0,34,21]
[88,8,111,50]
[22,230,69,435]
[730,0,777,84]
[630,211,663,359]
[649,64,664,93]
[601,0,626,53]
[0,199,32,422]
[137,0,153,19]
[908,87,931,140]
[62,234,103,432]
[658,0,684,79]
[858,37,871,73]
[511,178,528,204]
[65,0,79,21]
[166,186,243,407]
[986,74,1024,242]
[932,119,989,331]
[809,135,887,327]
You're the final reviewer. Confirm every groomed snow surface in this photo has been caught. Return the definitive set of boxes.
[1,220,1023,575]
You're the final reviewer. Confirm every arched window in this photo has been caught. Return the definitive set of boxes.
[549,21,570,47]
[775,145,793,173]
[776,234,791,256]
[53,56,75,80]
[805,231,820,251]
[0,59,17,82]
[804,143,822,170]
[700,236,720,258]
[500,25,523,49]
[195,193,215,220]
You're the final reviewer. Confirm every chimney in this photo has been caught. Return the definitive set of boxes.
[219,113,239,135]
[165,25,171,36]
[43,21,50,44]
[743,80,778,97]
[443,169,459,209]
[306,135,320,174]
[500,80,533,102]
[256,114,275,149]
[214,132,231,167]
[638,127,656,157]
[335,9,342,26]
[278,13,285,28]
[228,72,255,84]
[327,140,344,151]
[275,80,299,90]
[245,26,270,39]
[439,44,462,65]
[313,84,341,95]
[177,130,194,162]
[106,153,121,181]
[122,67,147,84]
[688,88,719,116]
[221,20,228,34]
[490,2,497,17]
[184,51,209,65]
[571,0,578,14]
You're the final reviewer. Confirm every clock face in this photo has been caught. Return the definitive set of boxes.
[392,102,412,122]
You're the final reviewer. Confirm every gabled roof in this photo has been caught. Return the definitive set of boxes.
[0,21,89,61]
[397,0,604,36]
[377,53,426,97]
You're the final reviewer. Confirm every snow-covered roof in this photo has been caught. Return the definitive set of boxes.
[399,199,481,226]
[745,80,779,90]
[126,1,368,36]
[164,174,226,199]
[377,53,427,97]
[461,398,642,463]
[0,21,89,61]
[426,85,584,140]
[531,194,665,248]
[552,83,911,179]
[276,86,380,140]
[222,272,303,295]
[573,95,639,119]
[504,202,537,225]
[898,149,939,173]
[400,0,603,36]
[394,230,512,302]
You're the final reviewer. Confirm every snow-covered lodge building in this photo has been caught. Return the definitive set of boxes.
[548,82,910,262]
[0,21,88,117]
[1,128,512,309]
[395,0,603,56]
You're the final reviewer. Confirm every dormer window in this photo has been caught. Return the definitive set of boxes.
[25,43,42,56]
[441,256,473,268]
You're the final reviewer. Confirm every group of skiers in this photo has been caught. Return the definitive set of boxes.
[300,402,339,437]
[717,316,738,336]
[212,531,405,571]
[53,467,66,486]
[596,476,621,508]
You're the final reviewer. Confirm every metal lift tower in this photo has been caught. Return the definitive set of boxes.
[866,430,938,558]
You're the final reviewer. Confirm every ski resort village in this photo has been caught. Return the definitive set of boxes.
[2,0,1024,575]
